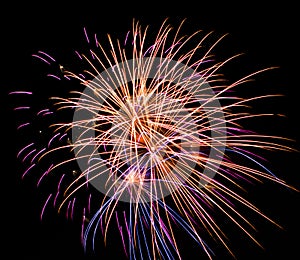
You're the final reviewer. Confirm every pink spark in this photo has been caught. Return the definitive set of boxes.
[123,211,131,239]
[182,209,198,226]
[75,50,83,60]
[191,59,214,68]
[100,216,104,236]
[38,51,56,62]
[89,49,95,59]
[83,27,90,43]
[81,208,86,243]
[36,164,53,187]
[66,200,72,219]
[212,188,236,207]
[53,190,60,207]
[57,174,65,190]
[94,33,99,47]
[194,191,215,210]
[17,122,30,130]
[42,111,53,116]
[53,174,65,207]
[164,42,181,54]
[143,44,155,56]
[22,148,37,162]
[59,133,68,141]
[13,106,30,110]
[87,193,91,214]
[37,170,49,187]
[48,133,61,148]
[71,198,76,220]
[31,54,51,65]
[17,142,34,158]
[234,146,267,161]
[141,215,149,229]
[47,74,61,80]
[124,30,130,46]
[37,108,49,116]
[159,218,172,243]
[79,73,86,79]
[22,163,36,179]
[116,212,128,257]
[9,91,32,95]
[40,194,53,221]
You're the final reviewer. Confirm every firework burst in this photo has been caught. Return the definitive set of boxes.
[10,18,298,259]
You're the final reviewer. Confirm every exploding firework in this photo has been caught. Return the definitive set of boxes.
[10,18,298,259]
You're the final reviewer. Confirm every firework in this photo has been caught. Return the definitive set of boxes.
[10,18,297,259]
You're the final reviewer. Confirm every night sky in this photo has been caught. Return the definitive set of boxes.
[2,3,300,259]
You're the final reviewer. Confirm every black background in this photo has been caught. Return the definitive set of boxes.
[2,3,300,259]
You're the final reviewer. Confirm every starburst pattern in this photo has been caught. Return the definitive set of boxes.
[10,18,297,259]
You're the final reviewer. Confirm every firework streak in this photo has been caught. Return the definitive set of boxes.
[10,19,297,259]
